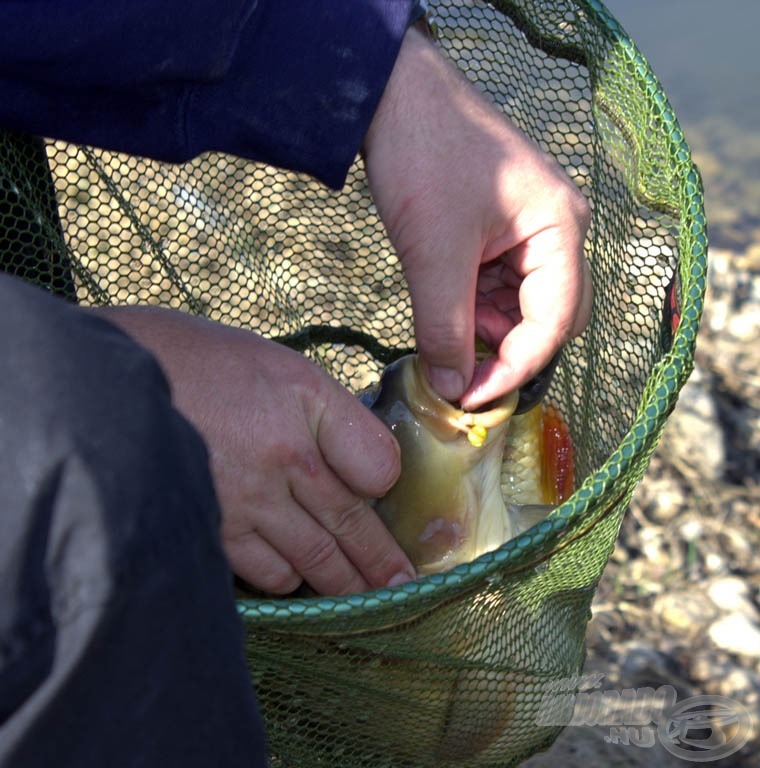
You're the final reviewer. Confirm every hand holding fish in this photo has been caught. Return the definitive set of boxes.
[363,24,592,410]
[99,306,416,595]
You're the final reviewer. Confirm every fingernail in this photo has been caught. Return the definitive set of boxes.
[427,366,465,401]
[386,570,415,587]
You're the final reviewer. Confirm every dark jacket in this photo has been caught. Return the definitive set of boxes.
[0,0,415,188]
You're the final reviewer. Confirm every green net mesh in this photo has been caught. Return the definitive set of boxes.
[0,0,707,765]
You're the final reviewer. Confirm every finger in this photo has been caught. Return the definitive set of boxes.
[250,487,372,596]
[461,318,560,410]
[462,240,591,410]
[290,465,416,593]
[474,267,521,349]
[401,246,479,402]
[315,383,401,498]
[224,528,304,596]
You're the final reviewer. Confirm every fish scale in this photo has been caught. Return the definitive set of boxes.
[501,404,544,506]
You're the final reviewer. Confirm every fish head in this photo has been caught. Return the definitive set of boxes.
[363,354,519,451]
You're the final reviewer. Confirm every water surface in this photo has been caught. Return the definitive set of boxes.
[602,0,760,257]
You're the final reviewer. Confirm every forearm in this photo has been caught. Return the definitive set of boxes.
[0,1,415,187]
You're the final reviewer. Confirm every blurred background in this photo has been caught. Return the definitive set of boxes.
[605,0,760,259]
[528,2,760,765]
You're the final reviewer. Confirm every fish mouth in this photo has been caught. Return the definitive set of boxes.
[408,357,519,446]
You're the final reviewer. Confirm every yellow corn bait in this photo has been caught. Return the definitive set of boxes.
[467,424,488,447]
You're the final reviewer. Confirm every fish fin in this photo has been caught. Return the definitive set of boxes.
[540,404,575,504]
[437,670,518,761]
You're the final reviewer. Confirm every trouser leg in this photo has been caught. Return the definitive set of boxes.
[0,275,267,767]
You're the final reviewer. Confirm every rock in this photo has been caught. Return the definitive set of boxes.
[676,519,703,542]
[703,552,726,574]
[628,560,665,594]
[636,473,684,524]
[742,241,760,270]
[704,248,732,333]
[719,667,760,710]
[613,642,687,691]
[716,526,754,573]
[655,591,719,634]
[521,721,684,767]
[707,575,755,613]
[639,526,667,564]
[660,367,725,483]
[689,650,760,710]
[708,612,760,658]
[689,650,732,685]
[727,305,760,342]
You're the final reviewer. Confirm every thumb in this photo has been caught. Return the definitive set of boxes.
[403,249,478,403]
[315,379,402,498]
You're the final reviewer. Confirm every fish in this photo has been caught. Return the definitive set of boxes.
[362,353,574,575]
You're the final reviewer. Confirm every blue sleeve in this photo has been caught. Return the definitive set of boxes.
[0,0,415,188]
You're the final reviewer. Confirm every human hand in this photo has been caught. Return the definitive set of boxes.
[98,306,415,596]
[363,26,592,410]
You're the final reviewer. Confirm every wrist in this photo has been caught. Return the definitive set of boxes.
[362,23,437,161]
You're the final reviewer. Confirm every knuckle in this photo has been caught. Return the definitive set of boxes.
[554,315,577,346]
[225,534,305,596]
[546,300,581,348]
[360,424,400,495]
[560,183,591,231]
[328,497,371,541]
[542,169,590,225]
[232,548,303,596]
[296,530,342,574]
[572,191,591,231]
[374,441,401,495]
[416,318,470,363]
